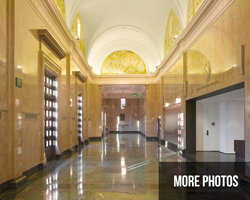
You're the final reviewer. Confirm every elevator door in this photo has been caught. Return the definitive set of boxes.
[44,70,57,162]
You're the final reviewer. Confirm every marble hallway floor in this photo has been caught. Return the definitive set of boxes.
[0,134,184,200]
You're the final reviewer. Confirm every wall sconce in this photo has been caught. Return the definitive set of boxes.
[176,98,181,104]
[165,103,169,107]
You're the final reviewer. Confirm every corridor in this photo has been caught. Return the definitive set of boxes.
[0,134,179,200]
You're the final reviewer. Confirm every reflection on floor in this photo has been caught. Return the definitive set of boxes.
[0,134,178,200]
[187,152,238,162]
[0,134,248,199]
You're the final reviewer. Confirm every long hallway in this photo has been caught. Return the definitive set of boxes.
[0,134,179,200]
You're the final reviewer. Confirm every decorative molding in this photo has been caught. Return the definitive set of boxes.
[28,0,234,85]
[38,29,67,59]
[27,0,92,73]
[72,71,87,83]
[157,0,235,77]
[43,53,61,75]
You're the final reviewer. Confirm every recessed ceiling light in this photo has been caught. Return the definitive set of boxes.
[233,65,237,67]
[17,66,22,69]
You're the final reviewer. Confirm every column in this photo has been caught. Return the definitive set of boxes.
[66,54,71,149]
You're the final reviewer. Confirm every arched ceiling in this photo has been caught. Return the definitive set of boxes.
[64,0,189,74]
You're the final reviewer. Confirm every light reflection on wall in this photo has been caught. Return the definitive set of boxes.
[177,113,184,150]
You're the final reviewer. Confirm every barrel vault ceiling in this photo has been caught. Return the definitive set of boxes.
[64,0,189,74]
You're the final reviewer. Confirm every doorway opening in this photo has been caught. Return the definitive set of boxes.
[186,83,245,161]
[44,69,58,162]
[102,85,146,134]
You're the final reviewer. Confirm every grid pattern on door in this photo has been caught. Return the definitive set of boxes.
[44,69,57,161]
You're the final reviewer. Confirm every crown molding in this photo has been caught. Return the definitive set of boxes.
[28,0,234,85]
[27,0,92,73]
[38,29,67,59]
[43,53,61,75]
[157,0,235,76]
[72,71,87,83]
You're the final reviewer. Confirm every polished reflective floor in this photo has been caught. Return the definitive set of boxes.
[0,134,180,200]
[1,134,249,200]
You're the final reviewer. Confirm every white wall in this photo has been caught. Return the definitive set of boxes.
[219,101,227,153]
[226,101,245,153]
[196,100,244,154]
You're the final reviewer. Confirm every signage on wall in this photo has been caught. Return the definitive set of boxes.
[16,77,22,88]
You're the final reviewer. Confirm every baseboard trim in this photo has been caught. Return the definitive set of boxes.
[8,176,27,189]
[89,137,102,141]
[146,137,159,142]
[23,164,44,178]
[163,141,178,152]
[196,150,236,155]
[109,131,142,134]
[0,146,79,194]
[84,140,89,145]
[56,149,72,160]
[0,180,9,194]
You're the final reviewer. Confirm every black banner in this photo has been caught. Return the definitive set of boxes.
[159,162,250,200]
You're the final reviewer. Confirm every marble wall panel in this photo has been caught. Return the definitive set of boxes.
[0,0,7,181]
[58,82,68,153]
[146,85,159,137]
[186,0,248,99]
[89,84,102,137]
[14,0,69,177]
[15,0,48,178]
[0,0,6,64]
[22,114,41,171]
[0,111,8,184]
[103,98,145,132]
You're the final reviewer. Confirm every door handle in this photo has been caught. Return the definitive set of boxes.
[206,130,209,136]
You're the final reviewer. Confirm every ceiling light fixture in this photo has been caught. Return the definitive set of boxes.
[174,35,178,39]
[233,65,237,67]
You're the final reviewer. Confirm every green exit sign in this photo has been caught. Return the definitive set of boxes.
[16,77,22,88]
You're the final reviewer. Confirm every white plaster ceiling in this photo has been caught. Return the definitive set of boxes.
[102,85,145,99]
[197,88,245,103]
[64,0,189,74]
